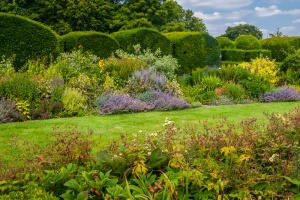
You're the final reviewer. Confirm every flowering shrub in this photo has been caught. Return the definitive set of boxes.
[62,87,87,116]
[116,44,179,80]
[135,91,190,111]
[94,93,147,115]
[0,98,18,123]
[125,67,167,95]
[259,86,300,102]
[240,55,278,84]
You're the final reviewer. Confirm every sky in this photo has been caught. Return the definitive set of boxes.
[175,0,300,38]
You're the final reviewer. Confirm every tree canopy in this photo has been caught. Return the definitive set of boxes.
[222,24,263,40]
[0,0,207,35]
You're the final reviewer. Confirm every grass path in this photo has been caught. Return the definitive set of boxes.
[1,101,300,152]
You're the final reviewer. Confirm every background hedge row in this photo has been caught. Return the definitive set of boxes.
[0,13,60,70]
[221,49,272,62]
[164,32,220,74]
[62,31,120,58]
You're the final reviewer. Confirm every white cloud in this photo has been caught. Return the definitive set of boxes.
[225,10,252,20]
[175,0,254,9]
[292,19,300,23]
[224,21,248,27]
[194,12,222,21]
[255,5,300,17]
[281,26,297,31]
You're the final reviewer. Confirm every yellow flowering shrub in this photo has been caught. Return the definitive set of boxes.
[239,55,278,84]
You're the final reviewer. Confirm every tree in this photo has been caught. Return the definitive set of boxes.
[223,24,263,40]
[269,28,285,38]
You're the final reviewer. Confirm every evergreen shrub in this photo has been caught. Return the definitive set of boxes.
[62,31,120,58]
[111,28,172,55]
[0,13,60,70]
[235,35,262,50]
[164,32,220,74]
[217,37,235,49]
[261,37,300,62]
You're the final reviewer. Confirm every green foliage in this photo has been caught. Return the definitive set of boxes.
[0,187,59,200]
[261,36,300,62]
[199,91,218,105]
[201,75,222,92]
[48,49,100,82]
[244,50,272,61]
[225,83,246,101]
[164,32,220,74]
[0,56,15,76]
[111,28,172,56]
[223,23,263,40]
[115,44,179,80]
[216,37,235,49]
[0,74,39,101]
[221,49,246,62]
[62,31,120,59]
[62,88,87,116]
[0,13,60,70]
[235,35,262,50]
[280,49,300,84]
[221,49,271,62]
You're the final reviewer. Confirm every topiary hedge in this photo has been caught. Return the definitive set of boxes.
[164,32,220,74]
[221,49,271,62]
[0,13,60,70]
[221,49,246,62]
[111,28,172,55]
[235,35,262,50]
[217,37,235,49]
[260,37,300,62]
[62,31,120,58]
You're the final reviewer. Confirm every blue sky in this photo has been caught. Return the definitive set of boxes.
[175,0,300,38]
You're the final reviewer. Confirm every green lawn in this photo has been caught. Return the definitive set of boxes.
[1,101,300,154]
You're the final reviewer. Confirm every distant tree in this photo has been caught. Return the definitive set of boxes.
[0,0,206,34]
[269,28,285,38]
[223,24,263,40]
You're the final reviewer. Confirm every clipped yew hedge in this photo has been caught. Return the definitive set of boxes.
[111,28,172,55]
[164,32,220,74]
[62,31,120,58]
[217,37,235,49]
[0,13,60,70]
[221,49,271,62]
[261,37,300,62]
[235,35,262,50]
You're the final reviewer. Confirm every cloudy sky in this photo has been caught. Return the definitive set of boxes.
[175,0,300,38]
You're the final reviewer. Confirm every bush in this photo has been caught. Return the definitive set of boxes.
[221,49,246,62]
[217,37,235,49]
[201,75,222,92]
[48,49,100,82]
[280,49,300,84]
[136,91,190,111]
[62,87,87,116]
[94,93,147,115]
[239,55,278,84]
[241,78,270,99]
[115,44,179,80]
[0,98,18,123]
[0,74,39,101]
[235,35,262,50]
[259,87,300,102]
[62,31,120,58]
[225,83,246,101]
[199,91,218,105]
[111,28,172,56]
[0,13,60,70]
[164,32,220,74]
[244,50,272,61]
[261,36,300,62]
[0,187,59,200]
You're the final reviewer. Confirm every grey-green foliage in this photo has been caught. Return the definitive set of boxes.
[115,44,179,80]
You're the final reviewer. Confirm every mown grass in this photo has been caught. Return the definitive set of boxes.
[1,102,300,155]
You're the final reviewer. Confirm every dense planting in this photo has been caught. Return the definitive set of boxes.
[1,107,300,199]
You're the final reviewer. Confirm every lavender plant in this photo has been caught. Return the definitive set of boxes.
[0,98,18,123]
[259,86,300,102]
[94,93,148,115]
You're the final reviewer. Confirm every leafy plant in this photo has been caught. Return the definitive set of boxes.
[225,82,246,101]
[259,86,300,102]
[62,87,87,116]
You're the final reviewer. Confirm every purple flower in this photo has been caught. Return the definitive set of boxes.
[260,87,300,102]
